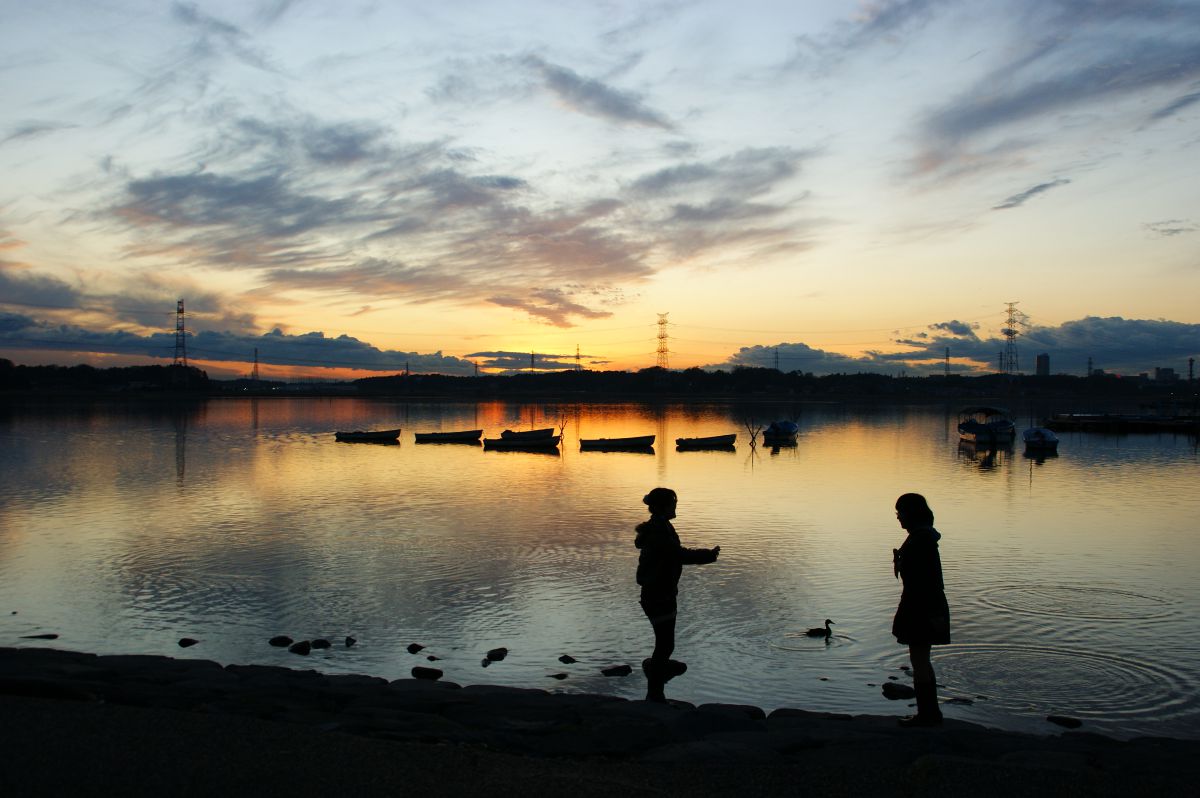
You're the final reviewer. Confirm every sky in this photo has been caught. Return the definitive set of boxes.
[2,0,1199,379]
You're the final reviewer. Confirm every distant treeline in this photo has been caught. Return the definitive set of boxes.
[353,366,1197,403]
[2,359,1195,404]
[0,360,209,392]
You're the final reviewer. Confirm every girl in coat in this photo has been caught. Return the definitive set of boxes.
[635,487,720,702]
[892,492,950,726]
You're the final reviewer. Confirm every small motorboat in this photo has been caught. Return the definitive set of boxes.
[334,428,401,443]
[499,428,556,440]
[957,407,1016,445]
[413,429,483,443]
[675,433,737,449]
[762,420,798,443]
[580,435,655,450]
[1022,427,1060,452]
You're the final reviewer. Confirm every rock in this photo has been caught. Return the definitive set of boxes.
[818,677,829,681]
[177,638,199,648]
[881,682,916,700]
[1047,715,1083,729]
[558,654,577,664]
[406,643,424,654]
[485,647,508,662]
[481,658,490,667]
[601,664,632,677]
[268,636,293,647]
[888,675,899,681]
[344,636,356,648]
[411,666,443,681]
[311,639,331,649]
[548,673,568,680]
[288,641,311,656]
[426,655,440,661]
[19,634,58,640]
[945,697,975,705]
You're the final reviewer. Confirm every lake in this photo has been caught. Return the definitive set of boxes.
[1,397,1197,740]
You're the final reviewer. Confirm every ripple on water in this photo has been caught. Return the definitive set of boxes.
[973,583,1179,621]
[932,642,1199,723]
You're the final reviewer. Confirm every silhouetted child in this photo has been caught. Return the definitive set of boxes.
[892,492,951,726]
[635,487,720,702]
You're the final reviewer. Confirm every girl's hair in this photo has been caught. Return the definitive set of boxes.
[643,487,677,510]
[895,492,934,525]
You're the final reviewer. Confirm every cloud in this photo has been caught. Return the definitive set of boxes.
[908,2,1200,178]
[464,349,583,372]
[928,319,979,337]
[1144,219,1198,237]
[706,316,1200,377]
[488,290,612,328]
[993,178,1071,210]
[523,55,675,130]
[0,267,83,310]
[2,121,78,147]
[0,318,478,375]
[1147,90,1200,123]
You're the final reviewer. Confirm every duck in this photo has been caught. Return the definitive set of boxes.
[806,619,834,637]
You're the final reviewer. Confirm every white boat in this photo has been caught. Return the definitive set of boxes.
[1022,427,1060,452]
[957,407,1015,445]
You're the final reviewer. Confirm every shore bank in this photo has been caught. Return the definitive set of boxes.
[2,646,1196,796]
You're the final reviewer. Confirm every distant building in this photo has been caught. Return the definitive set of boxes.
[1155,367,1178,382]
[1035,353,1050,376]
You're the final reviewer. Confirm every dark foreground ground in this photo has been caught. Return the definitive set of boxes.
[2,646,1196,797]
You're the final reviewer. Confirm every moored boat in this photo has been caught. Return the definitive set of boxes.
[1022,427,1060,451]
[483,435,561,449]
[414,429,483,443]
[334,428,401,443]
[499,428,556,440]
[957,407,1016,445]
[580,435,655,450]
[675,433,737,449]
[761,420,799,443]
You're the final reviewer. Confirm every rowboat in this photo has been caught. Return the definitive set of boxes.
[499,428,556,440]
[334,428,401,443]
[675,433,736,449]
[483,435,561,449]
[580,435,655,450]
[414,429,483,443]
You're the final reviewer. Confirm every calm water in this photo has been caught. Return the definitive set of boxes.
[1,398,1197,740]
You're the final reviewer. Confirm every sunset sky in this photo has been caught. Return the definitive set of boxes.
[2,1,1199,379]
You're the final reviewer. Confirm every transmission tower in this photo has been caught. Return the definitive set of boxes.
[656,313,670,369]
[1000,301,1027,375]
[173,299,188,367]
[773,347,780,371]
[575,345,581,371]
[251,347,259,382]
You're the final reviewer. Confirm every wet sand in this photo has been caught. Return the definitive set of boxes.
[2,646,1196,796]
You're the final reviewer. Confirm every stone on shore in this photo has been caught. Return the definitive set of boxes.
[601,664,632,677]
[485,647,508,662]
[268,636,293,647]
[881,682,916,700]
[178,638,199,648]
[411,667,443,681]
[406,643,424,654]
[288,641,311,656]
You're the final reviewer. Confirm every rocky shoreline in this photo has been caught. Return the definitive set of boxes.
[2,645,1197,795]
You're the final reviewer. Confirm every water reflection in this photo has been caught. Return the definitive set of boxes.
[0,398,1197,740]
